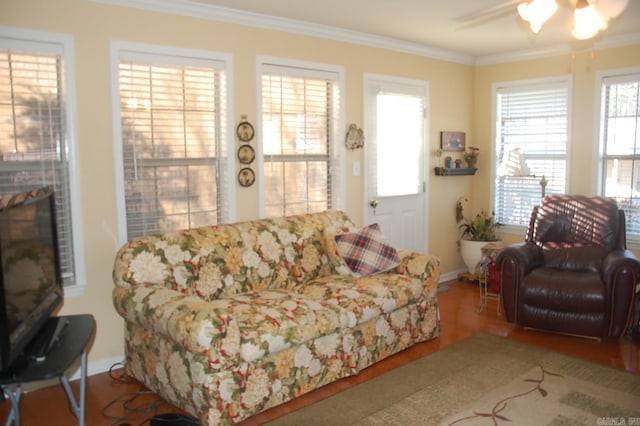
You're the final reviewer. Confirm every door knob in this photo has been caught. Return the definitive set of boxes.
[369,200,379,216]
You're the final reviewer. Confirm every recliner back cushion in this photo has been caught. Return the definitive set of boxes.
[532,195,619,250]
[540,243,607,272]
[531,195,619,272]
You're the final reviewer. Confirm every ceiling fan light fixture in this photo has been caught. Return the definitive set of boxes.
[517,0,559,33]
[572,1,608,39]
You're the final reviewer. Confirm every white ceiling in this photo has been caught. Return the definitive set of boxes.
[184,0,640,60]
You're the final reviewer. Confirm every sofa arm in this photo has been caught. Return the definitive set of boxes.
[113,283,240,366]
[394,250,441,292]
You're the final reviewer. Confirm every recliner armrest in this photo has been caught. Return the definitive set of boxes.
[601,249,640,336]
[497,242,543,323]
[498,242,543,273]
[602,249,640,285]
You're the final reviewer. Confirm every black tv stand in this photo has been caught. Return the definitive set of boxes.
[27,316,71,363]
[0,314,95,426]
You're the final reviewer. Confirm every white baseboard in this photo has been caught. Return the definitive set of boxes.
[439,269,466,283]
[68,355,125,381]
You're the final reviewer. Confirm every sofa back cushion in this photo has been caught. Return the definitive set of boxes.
[113,211,356,299]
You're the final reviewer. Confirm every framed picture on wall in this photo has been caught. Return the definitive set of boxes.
[440,131,465,152]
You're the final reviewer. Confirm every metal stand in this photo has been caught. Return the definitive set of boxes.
[477,264,501,314]
[476,243,503,314]
[0,314,94,426]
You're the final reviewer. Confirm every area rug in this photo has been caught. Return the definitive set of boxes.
[268,333,640,425]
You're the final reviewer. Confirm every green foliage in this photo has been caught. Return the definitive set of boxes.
[457,207,499,242]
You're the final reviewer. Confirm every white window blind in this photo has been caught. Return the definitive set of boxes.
[494,80,569,227]
[260,62,342,218]
[115,48,230,240]
[600,72,640,237]
[0,47,78,288]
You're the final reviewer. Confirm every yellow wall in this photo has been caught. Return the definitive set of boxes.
[4,0,640,367]
[474,45,640,251]
[2,0,475,366]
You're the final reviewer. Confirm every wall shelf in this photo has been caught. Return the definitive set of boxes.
[434,167,477,176]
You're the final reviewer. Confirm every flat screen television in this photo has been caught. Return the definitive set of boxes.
[0,186,64,373]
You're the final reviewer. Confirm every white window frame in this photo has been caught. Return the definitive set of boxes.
[256,56,345,218]
[0,26,86,297]
[596,66,640,247]
[492,76,572,235]
[110,41,235,245]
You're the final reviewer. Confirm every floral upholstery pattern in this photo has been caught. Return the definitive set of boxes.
[113,211,440,425]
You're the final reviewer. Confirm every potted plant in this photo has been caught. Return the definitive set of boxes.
[464,146,480,169]
[456,198,501,275]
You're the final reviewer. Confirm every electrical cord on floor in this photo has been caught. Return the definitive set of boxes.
[147,413,200,426]
[102,388,163,425]
[103,361,200,426]
[108,361,139,385]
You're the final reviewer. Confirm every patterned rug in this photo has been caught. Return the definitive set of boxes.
[268,333,640,425]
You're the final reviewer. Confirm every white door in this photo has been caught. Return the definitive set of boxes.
[364,74,429,253]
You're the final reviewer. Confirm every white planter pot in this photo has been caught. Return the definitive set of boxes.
[460,239,502,275]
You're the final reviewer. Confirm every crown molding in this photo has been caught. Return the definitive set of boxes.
[90,0,475,65]
[476,32,640,66]
[91,0,639,67]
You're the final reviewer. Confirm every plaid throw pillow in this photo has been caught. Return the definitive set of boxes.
[334,223,401,276]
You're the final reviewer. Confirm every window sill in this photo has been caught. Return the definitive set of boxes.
[63,283,87,298]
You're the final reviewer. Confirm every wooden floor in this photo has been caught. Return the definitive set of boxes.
[1,280,638,425]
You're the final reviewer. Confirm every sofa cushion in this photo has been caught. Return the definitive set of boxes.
[334,223,401,276]
[297,273,423,327]
[229,290,351,362]
[114,211,357,299]
[234,273,423,362]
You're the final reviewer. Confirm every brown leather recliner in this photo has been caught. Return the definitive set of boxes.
[498,195,640,338]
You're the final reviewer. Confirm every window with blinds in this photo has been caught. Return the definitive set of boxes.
[494,79,570,227]
[260,61,343,218]
[114,45,231,241]
[0,39,81,289]
[599,71,640,237]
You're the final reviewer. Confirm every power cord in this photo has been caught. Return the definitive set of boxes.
[149,413,200,425]
[103,361,200,425]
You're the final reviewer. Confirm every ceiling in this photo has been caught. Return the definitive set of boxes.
[185,0,640,60]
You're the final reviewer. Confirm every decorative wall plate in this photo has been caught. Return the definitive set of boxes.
[345,123,364,150]
[238,167,256,187]
[237,144,255,164]
[236,121,255,142]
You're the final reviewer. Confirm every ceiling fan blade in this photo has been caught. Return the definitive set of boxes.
[452,0,523,22]
[595,0,629,19]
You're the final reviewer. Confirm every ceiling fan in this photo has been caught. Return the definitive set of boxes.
[453,0,629,40]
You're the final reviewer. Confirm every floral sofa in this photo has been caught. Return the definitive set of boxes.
[112,211,440,425]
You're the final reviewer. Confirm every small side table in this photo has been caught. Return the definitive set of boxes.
[477,243,503,314]
[0,314,95,426]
